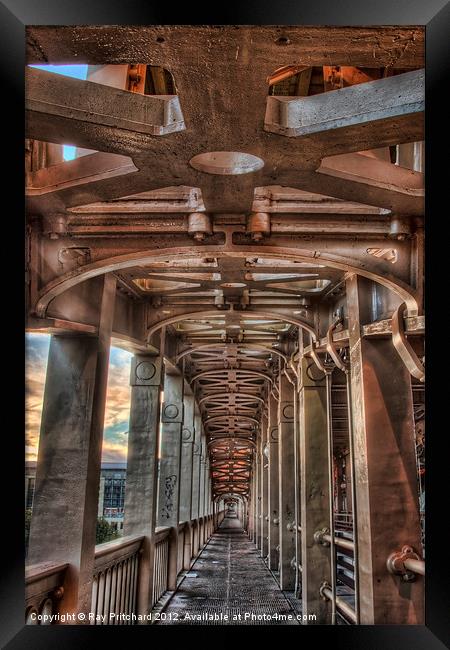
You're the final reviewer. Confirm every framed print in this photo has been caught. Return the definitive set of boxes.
[1,0,449,647]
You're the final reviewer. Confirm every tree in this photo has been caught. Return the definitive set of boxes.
[25,508,32,554]
[96,517,119,545]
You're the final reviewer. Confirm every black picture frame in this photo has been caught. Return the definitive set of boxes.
[2,0,449,646]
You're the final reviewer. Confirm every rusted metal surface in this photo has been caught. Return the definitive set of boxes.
[158,517,300,625]
[346,274,424,624]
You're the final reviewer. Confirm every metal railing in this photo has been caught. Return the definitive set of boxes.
[25,512,221,625]
[152,527,170,607]
[320,582,357,624]
[92,535,143,625]
[334,512,354,531]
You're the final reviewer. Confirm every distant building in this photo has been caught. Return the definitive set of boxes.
[26,460,127,535]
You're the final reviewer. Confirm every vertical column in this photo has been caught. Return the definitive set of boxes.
[124,353,162,617]
[268,393,279,570]
[157,371,184,527]
[157,370,184,589]
[299,355,331,623]
[179,391,195,523]
[206,458,211,517]
[261,410,269,558]
[255,439,261,549]
[346,274,424,624]
[198,431,207,520]
[191,408,201,521]
[248,470,253,539]
[278,372,296,590]
[27,274,116,618]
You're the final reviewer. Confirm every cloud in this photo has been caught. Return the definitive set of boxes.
[25,335,132,464]
[25,334,51,458]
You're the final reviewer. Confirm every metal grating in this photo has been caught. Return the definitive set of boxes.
[157,517,301,625]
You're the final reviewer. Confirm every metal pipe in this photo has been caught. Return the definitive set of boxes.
[405,558,425,576]
[293,373,300,597]
[387,545,425,578]
[321,533,354,552]
[345,369,360,624]
[326,372,337,625]
[320,584,357,624]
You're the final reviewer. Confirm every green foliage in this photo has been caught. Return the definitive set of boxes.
[25,508,32,552]
[96,517,119,545]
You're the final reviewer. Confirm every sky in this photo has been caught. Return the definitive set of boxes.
[25,333,132,464]
[26,65,132,464]
[29,64,88,161]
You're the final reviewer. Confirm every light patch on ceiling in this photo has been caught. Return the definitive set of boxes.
[190,151,265,175]
[249,257,326,268]
[144,258,218,268]
[164,272,221,281]
[246,273,319,281]
[133,278,200,291]
[266,279,331,292]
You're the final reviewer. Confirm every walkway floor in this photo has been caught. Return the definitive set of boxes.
[158,516,301,625]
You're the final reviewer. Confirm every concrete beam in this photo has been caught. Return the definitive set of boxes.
[264,69,424,138]
[26,67,185,148]
[316,152,424,215]
[26,26,424,70]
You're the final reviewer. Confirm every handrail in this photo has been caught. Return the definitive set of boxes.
[154,526,171,543]
[320,582,357,624]
[314,528,355,552]
[94,535,144,564]
[387,545,425,579]
[26,561,69,584]
[26,561,68,624]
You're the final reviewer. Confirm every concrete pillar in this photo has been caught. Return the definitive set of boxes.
[204,456,210,519]
[157,370,184,527]
[268,393,279,570]
[205,458,211,517]
[179,391,194,523]
[191,408,201,522]
[346,274,424,624]
[199,433,206,519]
[157,369,184,589]
[255,440,261,549]
[123,352,162,617]
[261,410,269,559]
[278,372,296,590]
[299,355,332,623]
[251,460,257,542]
[27,274,116,619]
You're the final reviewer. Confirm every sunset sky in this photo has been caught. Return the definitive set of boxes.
[26,64,133,465]
[25,333,132,463]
